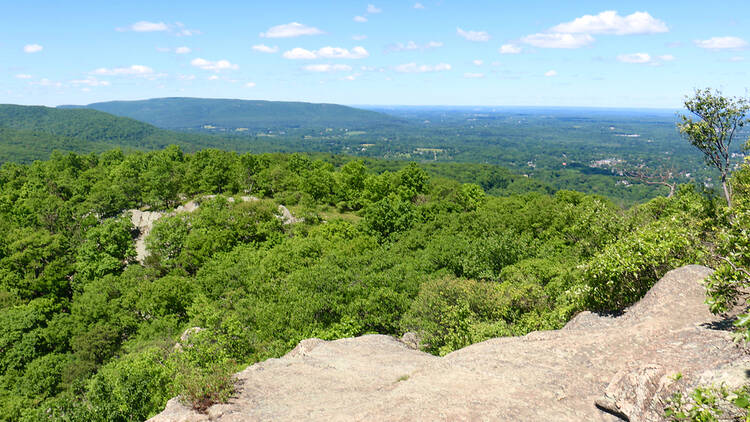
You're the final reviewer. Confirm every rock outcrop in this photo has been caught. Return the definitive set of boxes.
[130,209,164,262]
[129,196,301,263]
[149,265,749,422]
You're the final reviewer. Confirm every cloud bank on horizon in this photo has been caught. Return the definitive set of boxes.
[2,1,749,108]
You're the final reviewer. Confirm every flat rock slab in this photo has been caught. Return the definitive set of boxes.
[150,265,749,422]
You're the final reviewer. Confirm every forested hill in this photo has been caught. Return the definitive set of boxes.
[61,98,407,131]
[0,104,231,163]
[0,104,165,142]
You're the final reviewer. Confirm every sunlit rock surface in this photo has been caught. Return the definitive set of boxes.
[150,265,748,422]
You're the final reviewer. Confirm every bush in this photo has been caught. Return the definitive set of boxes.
[85,348,172,422]
[704,162,750,341]
[665,383,749,421]
[19,353,72,399]
[173,359,235,413]
[401,277,518,355]
[170,329,237,412]
[363,194,418,239]
[583,219,701,312]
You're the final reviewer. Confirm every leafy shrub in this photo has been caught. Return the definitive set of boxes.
[75,215,136,283]
[704,162,750,341]
[424,230,532,280]
[170,329,236,412]
[173,359,235,413]
[665,384,749,421]
[583,218,702,312]
[85,347,172,422]
[457,183,485,211]
[401,277,521,355]
[146,197,282,273]
[19,353,72,399]
[363,194,418,239]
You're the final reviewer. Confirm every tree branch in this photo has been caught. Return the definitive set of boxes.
[718,255,750,280]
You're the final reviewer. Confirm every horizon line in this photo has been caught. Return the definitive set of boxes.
[20,96,683,112]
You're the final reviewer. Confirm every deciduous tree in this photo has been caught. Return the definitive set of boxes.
[678,88,749,207]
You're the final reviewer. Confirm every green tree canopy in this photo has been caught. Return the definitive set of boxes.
[678,88,749,207]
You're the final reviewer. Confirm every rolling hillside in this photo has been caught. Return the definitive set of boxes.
[62,97,407,131]
[0,104,222,163]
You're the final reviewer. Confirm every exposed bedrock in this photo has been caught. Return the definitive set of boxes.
[150,265,749,422]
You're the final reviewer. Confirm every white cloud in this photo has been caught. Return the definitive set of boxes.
[24,44,43,53]
[178,74,196,80]
[283,46,369,59]
[464,72,484,79]
[616,52,675,65]
[344,73,363,81]
[245,82,256,88]
[395,62,451,73]
[174,22,200,36]
[544,70,558,77]
[190,58,239,71]
[157,46,191,54]
[208,75,220,80]
[367,4,382,13]
[318,46,369,59]
[473,59,483,66]
[352,34,367,41]
[457,27,490,42]
[521,33,594,48]
[303,64,353,72]
[694,36,748,50]
[550,11,668,35]
[283,48,317,59]
[130,21,168,32]
[414,2,425,9]
[513,11,666,52]
[729,56,745,62]
[92,65,155,76]
[617,52,651,63]
[387,41,443,52]
[260,22,323,38]
[32,78,63,88]
[499,44,522,54]
[354,16,368,23]
[117,21,199,36]
[253,44,279,53]
[70,77,111,87]
[15,74,32,79]
[388,41,419,51]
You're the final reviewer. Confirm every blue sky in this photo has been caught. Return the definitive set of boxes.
[1,0,748,108]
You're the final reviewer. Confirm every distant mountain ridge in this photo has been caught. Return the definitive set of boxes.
[0,104,219,163]
[61,97,406,131]
[0,104,159,141]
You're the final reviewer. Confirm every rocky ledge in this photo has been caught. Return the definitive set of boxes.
[149,265,748,422]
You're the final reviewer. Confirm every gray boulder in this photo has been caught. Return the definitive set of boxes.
[149,265,748,422]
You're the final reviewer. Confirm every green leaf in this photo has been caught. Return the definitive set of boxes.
[733,395,749,409]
